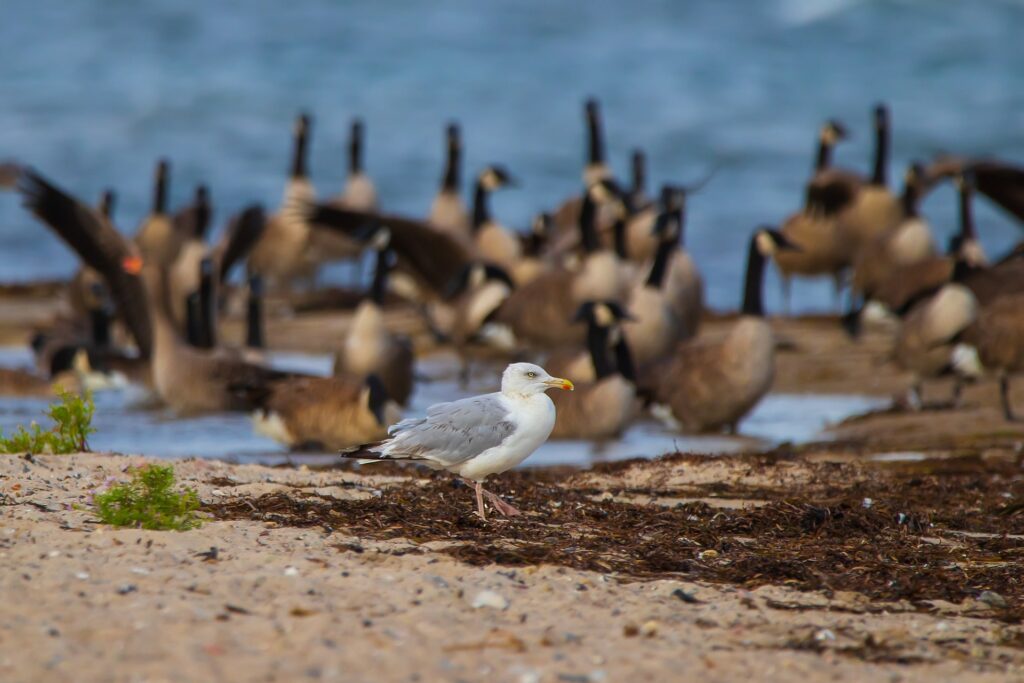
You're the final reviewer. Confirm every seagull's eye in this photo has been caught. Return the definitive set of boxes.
[526,371,536,378]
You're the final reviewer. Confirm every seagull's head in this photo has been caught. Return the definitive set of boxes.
[501,362,574,396]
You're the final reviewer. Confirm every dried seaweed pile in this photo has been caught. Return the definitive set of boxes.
[206,454,1024,616]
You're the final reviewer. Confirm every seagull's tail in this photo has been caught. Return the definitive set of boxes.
[339,441,387,464]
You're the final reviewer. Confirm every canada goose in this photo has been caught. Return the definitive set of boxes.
[134,159,177,267]
[488,182,629,349]
[850,163,936,300]
[338,118,377,210]
[657,195,704,338]
[247,113,317,288]
[622,216,687,368]
[772,120,859,312]
[333,229,415,406]
[549,99,616,244]
[19,169,153,359]
[620,185,685,265]
[428,123,471,239]
[892,283,977,410]
[549,302,640,439]
[253,374,400,450]
[837,104,902,251]
[305,118,378,270]
[846,170,990,331]
[168,185,213,326]
[643,227,798,434]
[952,293,1024,421]
[471,165,521,273]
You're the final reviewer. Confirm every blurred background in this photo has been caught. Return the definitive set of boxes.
[2,0,1023,311]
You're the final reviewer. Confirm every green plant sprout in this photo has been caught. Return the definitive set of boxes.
[93,464,202,531]
[0,389,96,454]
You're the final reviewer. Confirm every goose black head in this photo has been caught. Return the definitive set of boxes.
[479,165,517,191]
[821,119,849,144]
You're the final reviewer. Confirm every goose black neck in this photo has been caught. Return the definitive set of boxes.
[586,102,605,165]
[194,191,212,240]
[246,275,264,349]
[959,183,977,240]
[349,122,363,175]
[291,119,309,179]
[198,261,216,348]
[472,181,489,231]
[613,218,628,259]
[442,129,461,191]
[89,307,111,348]
[901,181,919,218]
[185,293,204,348]
[579,193,600,253]
[586,323,614,380]
[646,237,674,289]
[871,115,889,186]
[370,248,390,305]
[814,138,832,173]
[631,151,645,195]
[613,336,637,383]
[153,162,168,214]
[741,236,766,317]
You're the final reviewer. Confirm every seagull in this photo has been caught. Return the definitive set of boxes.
[341,362,574,519]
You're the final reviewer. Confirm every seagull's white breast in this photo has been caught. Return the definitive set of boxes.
[455,393,556,481]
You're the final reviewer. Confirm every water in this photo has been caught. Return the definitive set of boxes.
[1,1,1023,312]
[0,346,886,466]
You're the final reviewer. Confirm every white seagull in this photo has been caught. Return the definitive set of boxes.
[342,362,574,519]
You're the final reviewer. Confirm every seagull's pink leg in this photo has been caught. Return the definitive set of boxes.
[482,488,521,517]
[475,481,487,521]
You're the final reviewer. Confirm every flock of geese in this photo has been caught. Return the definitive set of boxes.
[1,97,1023,455]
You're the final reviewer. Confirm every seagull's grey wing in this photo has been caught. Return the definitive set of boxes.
[383,393,515,467]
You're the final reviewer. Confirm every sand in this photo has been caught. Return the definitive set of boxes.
[2,286,1024,681]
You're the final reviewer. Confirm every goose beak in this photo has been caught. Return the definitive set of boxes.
[545,377,574,391]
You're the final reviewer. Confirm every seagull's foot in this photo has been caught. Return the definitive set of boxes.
[483,490,522,517]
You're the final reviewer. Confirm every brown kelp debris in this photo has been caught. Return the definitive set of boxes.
[206,455,1024,615]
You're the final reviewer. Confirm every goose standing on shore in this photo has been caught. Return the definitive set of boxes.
[333,228,415,406]
[837,104,902,252]
[773,120,859,312]
[135,159,177,268]
[643,228,799,433]
[549,302,639,439]
[429,123,471,240]
[471,165,521,274]
[247,113,316,289]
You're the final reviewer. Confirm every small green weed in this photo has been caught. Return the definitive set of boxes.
[93,464,202,531]
[0,390,95,454]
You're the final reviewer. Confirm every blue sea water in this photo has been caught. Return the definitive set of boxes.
[1,0,1023,311]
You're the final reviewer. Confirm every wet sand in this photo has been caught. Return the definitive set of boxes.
[2,284,1024,681]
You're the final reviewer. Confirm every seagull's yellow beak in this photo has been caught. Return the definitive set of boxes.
[545,377,574,391]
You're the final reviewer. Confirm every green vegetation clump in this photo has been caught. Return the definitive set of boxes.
[0,390,96,454]
[93,464,202,531]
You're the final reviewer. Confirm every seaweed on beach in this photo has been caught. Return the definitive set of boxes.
[205,454,1024,616]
